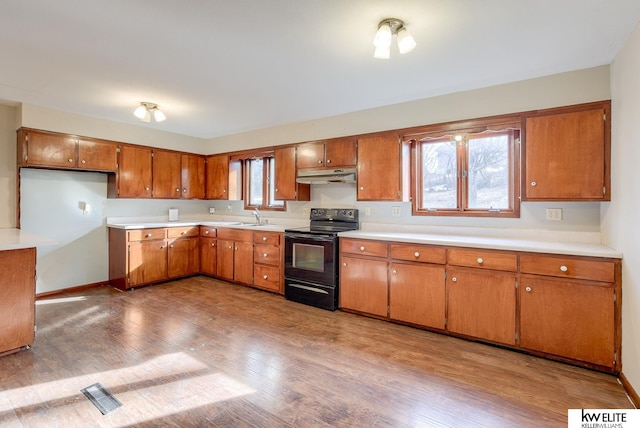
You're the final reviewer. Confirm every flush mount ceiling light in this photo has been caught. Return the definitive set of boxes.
[133,102,166,123]
[373,18,416,59]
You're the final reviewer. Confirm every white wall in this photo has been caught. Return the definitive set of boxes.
[0,104,17,228]
[607,22,640,398]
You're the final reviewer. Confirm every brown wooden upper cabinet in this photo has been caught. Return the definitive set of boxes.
[181,153,205,199]
[117,145,153,198]
[523,101,611,201]
[273,146,310,201]
[206,154,241,200]
[18,128,117,172]
[296,138,357,169]
[357,133,410,201]
[152,150,182,199]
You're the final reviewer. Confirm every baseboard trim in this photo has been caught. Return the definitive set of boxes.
[620,372,640,408]
[36,281,111,299]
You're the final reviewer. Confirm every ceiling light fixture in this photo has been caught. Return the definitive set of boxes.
[134,102,166,123]
[373,18,416,59]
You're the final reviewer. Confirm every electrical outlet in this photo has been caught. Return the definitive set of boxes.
[227,204,232,212]
[303,207,310,216]
[546,208,562,221]
[364,207,371,216]
[392,206,401,216]
[209,207,215,214]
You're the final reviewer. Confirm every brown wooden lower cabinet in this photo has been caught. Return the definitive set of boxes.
[519,276,615,368]
[446,268,517,346]
[340,255,388,317]
[338,237,621,373]
[0,248,36,355]
[216,228,254,285]
[200,237,217,276]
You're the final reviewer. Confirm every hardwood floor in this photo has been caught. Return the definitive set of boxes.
[0,276,633,427]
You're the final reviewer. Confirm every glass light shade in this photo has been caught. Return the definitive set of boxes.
[134,104,148,120]
[397,27,416,54]
[374,45,391,59]
[153,108,166,122]
[373,23,392,48]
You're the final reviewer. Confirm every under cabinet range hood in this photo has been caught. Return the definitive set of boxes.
[295,168,357,184]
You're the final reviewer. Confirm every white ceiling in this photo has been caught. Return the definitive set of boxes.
[2,1,640,139]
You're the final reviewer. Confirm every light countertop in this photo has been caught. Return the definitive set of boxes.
[106,220,288,232]
[0,229,57,251]
[337,230,622,259]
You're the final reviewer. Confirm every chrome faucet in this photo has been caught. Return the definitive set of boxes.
[252,207,262,225]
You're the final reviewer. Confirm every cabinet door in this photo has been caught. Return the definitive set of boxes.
[520,277,615,368]
[296,143,325,169]
[77,139,118,171]
[168,237,200,278]
[340,255,388,317]
[389,262,445,329]
[0,248,36,354]
[325,138,357,167]
[128,240,168,286]
[447,268,516,345]
[357,134,402,200]
[273,146,302,200]
[152,150,181,199]
[524,105,608,200]
[217,239,234,280]
[206,154,230,199]
[234,241,254,285]
[23,131,77,168]
[181,154,205,199]
[200,237,217,275]
[118,146,153,198]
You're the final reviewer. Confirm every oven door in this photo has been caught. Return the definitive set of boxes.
[284,233,337,286]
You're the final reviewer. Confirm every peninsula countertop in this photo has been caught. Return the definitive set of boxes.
[0,228,56,251]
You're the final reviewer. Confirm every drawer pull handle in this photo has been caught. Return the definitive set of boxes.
[451,277,457,282]
[477,257,484,264]
[263,275,268,280]
[525,287,532,292]
[360,246,365,251]
[530,181,537,187]
[262,236,267,241]
[414,252,420,258]
[560,265,568,272]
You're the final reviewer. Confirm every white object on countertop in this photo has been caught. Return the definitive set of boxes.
[168,209,179,222]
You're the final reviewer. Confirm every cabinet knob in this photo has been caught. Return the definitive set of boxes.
[205,230,209,234]
[452,277,457,282]
[68,158,73,163]
[263,275,268,280]
[360,186,364,191]
[392,269,397,275]
[183,188,187,193]
[176,188,180,192]
[530,181,537,187]
[170,244,174,248]
[228,245,233,249]
[414,252,420,258]
[223,189,227,193]
[477,257,484,264]
[525,286,532,292]
[235,246,238,250]
[160,245,166,249]
[560,265,568,272]
[275,188,278,192]
[360,246,365,251]
[263,253,268,258]
[343,262,347,267]
[145,187,150,191]
[181,231,187,235]
[318,160,323,164]
[211,243,215,247]
[327,159,331,164]
[262,236,267,241]
[81,159,86,164]
[146,233,152,238]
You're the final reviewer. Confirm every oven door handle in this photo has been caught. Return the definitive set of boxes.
[287,283,329,294]
[284,233,335,242]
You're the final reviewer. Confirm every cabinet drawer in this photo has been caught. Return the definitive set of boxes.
[127,228,166,242]
[448,248,517,272]
[200,226,217,237]
[520,254,615,282]
[254,244,280,266]
[217,228,253,242]
[167,226,199,238]
[341,239,388,258]
[253,264,280,292]
[254,231,280,245]
[391,244,446,264]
